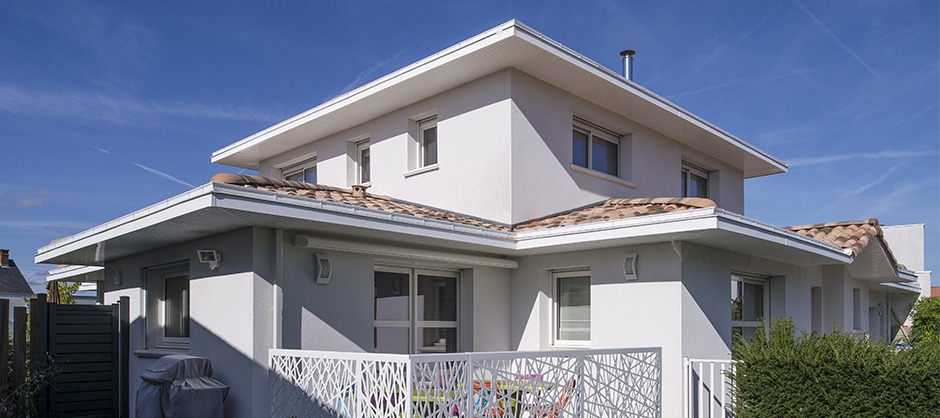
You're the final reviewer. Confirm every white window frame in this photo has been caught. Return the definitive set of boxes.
[572,118,621,177]
[146,262,190,351]
[552,269,591,347]
[681,163,709,198]
[356,139,371,185]
[373,266,459,354]
[731,273,769,342]
[281,158,317,184]
[417,116,438,169]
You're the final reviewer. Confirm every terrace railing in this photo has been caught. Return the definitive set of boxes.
[270,347,662,418]
[684,358,735,418]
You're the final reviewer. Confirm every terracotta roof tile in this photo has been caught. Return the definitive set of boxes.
[786,219,881,257]
[512,197,716,232]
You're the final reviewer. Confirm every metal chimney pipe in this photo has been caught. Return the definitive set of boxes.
[620,49,636,81]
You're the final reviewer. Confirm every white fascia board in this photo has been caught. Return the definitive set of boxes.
[211,21,517,167]
[34,185,217,264]
[46,265,104,282]
[880,282,921,293]
[712,208,852,263]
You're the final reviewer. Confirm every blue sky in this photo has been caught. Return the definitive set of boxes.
[1,1,937,291]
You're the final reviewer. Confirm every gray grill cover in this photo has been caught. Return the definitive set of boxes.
[136,355,229,418]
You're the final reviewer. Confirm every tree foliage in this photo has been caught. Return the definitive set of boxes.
[911,296,940,345]
[730,318,940,417]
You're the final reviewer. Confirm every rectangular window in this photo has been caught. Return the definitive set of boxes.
[554,270,591,345]
[572,119,620,177]
[418,116,438,168]
[357,140,371,184]
[282,158,317,184]
[731,274,767,343]
[146,263,190,350]
[681,163,709,198]
[374,267,458,354]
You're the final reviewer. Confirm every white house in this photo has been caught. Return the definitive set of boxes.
[35,20,928,417]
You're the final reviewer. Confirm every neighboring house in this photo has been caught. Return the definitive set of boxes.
[0,249,36,317]
[35,20,930,417]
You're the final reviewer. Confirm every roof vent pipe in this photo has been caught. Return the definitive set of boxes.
[620,49,636,81]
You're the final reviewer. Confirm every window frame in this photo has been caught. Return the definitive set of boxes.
[552,269,591,347]
[572,118,621,177]
[681,163,709,198]
[417,116,438,169]
[356,139,371,185]
[145,262,190,351]
[282,158,317,184]
[731,273,769,343]
[373,266,459,354]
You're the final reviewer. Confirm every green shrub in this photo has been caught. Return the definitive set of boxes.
[730,318,940,417]
[911,296,940,345]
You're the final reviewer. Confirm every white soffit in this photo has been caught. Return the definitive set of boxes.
[212,20,785,178]
[46,265,104,282]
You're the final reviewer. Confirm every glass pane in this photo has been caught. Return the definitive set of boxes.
[360,147,370,183]
[417,274,457,322]
[375,271,410,321]
[731,280,743,321]
[286,171,303,182]
[375,327,410,354]
[690,172,707,197]
[591,137,618,175]
[557,275,591,341]
[681,171,688,197]
[743,282,763,322]
[416,327,457,353]
[572,130,588,167]
[165,276,189,338]
[303,167,317,184]
[733,326,756,342]
[422,126,438,166]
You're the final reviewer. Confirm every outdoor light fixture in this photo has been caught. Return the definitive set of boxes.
[197,249,222,270]
[111,267,122,285]
[315,253,332,284]
[624,253,637,281]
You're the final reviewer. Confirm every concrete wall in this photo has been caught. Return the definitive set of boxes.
[258,69,748,226]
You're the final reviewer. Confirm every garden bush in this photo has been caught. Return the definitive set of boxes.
[730,318,940,417]
[911,296,940,345]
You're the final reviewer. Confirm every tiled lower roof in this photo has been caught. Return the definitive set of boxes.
[787,219,882,257]
[210,174,717,233]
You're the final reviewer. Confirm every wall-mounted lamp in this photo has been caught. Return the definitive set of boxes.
[111,267,122,285]
[197,249,222,270]
[624,253,638,281]
[315,253,332,284]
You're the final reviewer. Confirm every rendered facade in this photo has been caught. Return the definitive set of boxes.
[35,21,930,417]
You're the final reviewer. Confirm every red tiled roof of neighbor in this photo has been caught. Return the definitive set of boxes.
[511,197,716,232]
[932,286,940,299]
[210,174,717,233]
[786,219,882,257]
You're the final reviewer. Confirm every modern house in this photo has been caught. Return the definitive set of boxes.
[35,20,929,417]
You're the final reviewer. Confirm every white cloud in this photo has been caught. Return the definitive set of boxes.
[665,73,789,100]
[787,150,940,167]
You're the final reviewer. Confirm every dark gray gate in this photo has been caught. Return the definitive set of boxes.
[31,295,129,418]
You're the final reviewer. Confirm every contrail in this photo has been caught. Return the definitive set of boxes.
[789,0,883,81]
[86,144,195,188]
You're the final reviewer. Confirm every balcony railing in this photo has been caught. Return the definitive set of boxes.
[684,358,735,418]
[270,348,662,418]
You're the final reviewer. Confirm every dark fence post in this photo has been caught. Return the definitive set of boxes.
[119,296,130,417]
[30,294,49,418]
[0,298,9,400]
[13,306,27,390]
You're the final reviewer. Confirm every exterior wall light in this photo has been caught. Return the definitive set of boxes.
[197,249,222,270]
[315,253,332,284]
[624,253,637,281]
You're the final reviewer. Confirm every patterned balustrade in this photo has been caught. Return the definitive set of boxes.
[271,348,662,418]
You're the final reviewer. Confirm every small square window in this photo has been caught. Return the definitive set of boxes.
[283,158,317,184]
[572,120,620,177]
[418,116,438,168]
[554,270,591,345]
[357,140,371,184]
[146,263,190,350]
[681,163,709,198]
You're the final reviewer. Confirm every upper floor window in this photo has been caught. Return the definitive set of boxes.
[356,139,371,184]
[572,119,620,177]
[283,158,317,184]
[554,270,591,346]
[418,116,438,168]
[681,163,709,198]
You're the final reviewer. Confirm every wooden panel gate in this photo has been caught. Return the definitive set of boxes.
[31,295,130,418]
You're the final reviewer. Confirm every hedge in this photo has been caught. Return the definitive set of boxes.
[729,318,940,417]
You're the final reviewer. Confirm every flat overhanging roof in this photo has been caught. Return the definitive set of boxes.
[211,20,786,179]
[37,183,858,272]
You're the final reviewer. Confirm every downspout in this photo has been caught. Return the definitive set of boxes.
[274,229,284,349]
